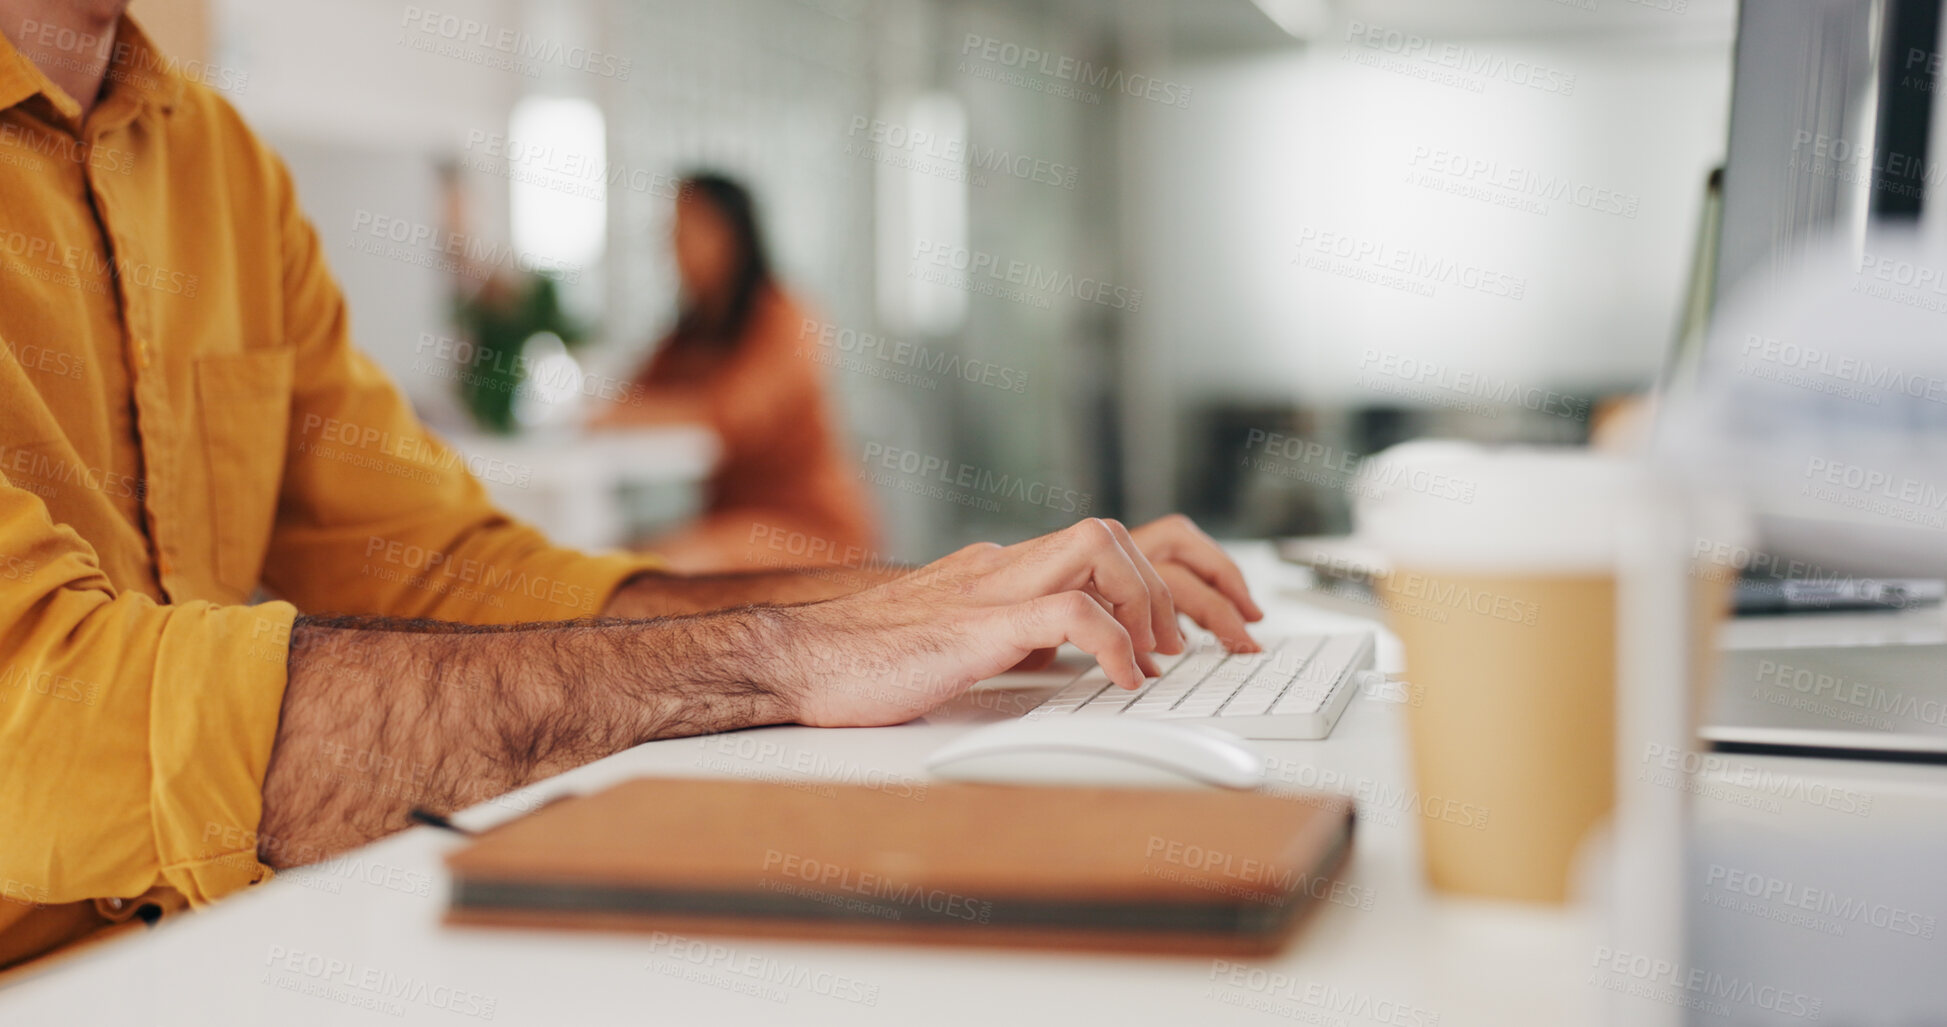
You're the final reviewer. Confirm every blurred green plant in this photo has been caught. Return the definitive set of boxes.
[451,273,586,434]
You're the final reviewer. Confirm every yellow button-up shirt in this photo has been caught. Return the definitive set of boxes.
[0,18,659,969]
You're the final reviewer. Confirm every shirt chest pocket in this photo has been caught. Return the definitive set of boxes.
[195,350,296,598]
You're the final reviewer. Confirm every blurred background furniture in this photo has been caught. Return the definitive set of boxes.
[131,0,1738,558]
[442,426,718,552]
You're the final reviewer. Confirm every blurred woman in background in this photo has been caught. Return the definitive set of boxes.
[590,172,877,572]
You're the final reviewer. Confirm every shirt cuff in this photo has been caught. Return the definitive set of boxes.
[149,600,297,905]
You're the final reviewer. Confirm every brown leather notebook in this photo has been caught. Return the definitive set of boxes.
[444,777,1355,956]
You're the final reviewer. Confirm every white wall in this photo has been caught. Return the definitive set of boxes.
[214,0,524,153]
[213,0,530,408]
[1132,34,1734,409]
[201,0,1744,552]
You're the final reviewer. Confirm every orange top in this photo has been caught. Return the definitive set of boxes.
[635,289,877,557]
[0,16,661,969]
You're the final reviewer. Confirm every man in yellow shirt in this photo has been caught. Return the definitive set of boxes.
[0,1,1265,968]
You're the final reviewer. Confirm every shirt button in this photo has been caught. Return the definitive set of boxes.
[134,338,151,368]
[106,898,124,910]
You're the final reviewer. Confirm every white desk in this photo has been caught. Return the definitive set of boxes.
[1689,599,1947,1025]
[20,545,1935,1026]
[441,425,719,552]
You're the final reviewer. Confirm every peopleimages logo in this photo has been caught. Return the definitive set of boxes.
[1342,21,1577,96]
[1406,145,1639,219]
[0,228,197,296]
[398,5,632,80]
[798,318,1030,394]
[1639,742,1875,817]
[1704,863,1938,940]
[1241,429,1479,507]
[15,18,249,94]
[1205,961,1442,1027]
[262,945,497,1020]
[1294,226,1527,301]
[1143,836,1376,911]
[299,413,532,488]
[1788,131,1946,203]
[361,535,593,612]
[845,116,1078,190]
[1801,456,1947,530]
[1262,758,1485,830]
[703,734,929,801]
[760,849,993,923]
[646,931,881,1006]
[1588,947,1821,1021]
[347,209,579,283]
[1355,347,1589,421]
[0,121,134,175]
[1852,251,1947,316]
[460,130,683,201]
[1754,657,1947,728]
[957,34,1192,109]
[911,240,1142,312]
[0,662,100,707]
[859,442,1091,516]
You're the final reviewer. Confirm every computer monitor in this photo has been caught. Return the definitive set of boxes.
[1666,0,1947,582]
[1712,0,1942,306]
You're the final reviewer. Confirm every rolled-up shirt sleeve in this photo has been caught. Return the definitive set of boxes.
[257,154,661,625]
[0,477,295,910]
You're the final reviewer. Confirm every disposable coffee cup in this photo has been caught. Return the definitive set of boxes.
[1357,447,1645,903]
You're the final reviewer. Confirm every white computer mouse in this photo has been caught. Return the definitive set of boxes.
[925,718,1266,789]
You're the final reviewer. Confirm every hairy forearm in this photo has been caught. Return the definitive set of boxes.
[603,565,905,618]
[256,610,796,867]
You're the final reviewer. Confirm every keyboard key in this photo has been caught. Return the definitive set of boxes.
[1137,650,1222,697]
[1211,637,1316,714]
[1271,687,1328,716]
[1203,655,1263,688]
[1026,667,1114,718]
[1145,647,1193,676]
[1052,667,1112,700]
[1127,651,1223,711]
[1029,700,1084,717]
[1127,684,1195,713]
[1218,658,1300,716]
[1079,675,1145,711]
[1218,681,1286,717]
[1271,635,1367,715]
[1172,647,1229,679]
[1272,634,1326,671]
[1159,694,1229,718]
[1074,695,1137,714]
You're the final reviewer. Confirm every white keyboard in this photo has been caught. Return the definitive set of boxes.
[1023,632,1378,740]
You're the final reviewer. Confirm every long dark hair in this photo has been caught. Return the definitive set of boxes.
[671,172,775,351]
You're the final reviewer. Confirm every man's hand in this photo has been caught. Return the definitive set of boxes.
[603,516,1263,652]
[995,514,1264,675]
[607,512,1263,639]
[1128,513,1264,650]
[256,515,1258,864]
[777,517,1257,728]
